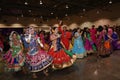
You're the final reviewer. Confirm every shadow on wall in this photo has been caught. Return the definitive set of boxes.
[0,18,120,30]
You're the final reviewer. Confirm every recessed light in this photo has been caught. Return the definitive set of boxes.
[33,18,36,21]
[80,16,83,18]
[65,14,68,16]
[40,0,43,5]
[28,10,31,12]
[17,17,19,20]
[21,14,24,17]
[54,5,57,7]
[97,11,99,14]
[40,16,43,18]
[109,0,112,4]
[25,2,28,5]
[51,12,53,14]
[66,5,69,9]
[83,9,86,12]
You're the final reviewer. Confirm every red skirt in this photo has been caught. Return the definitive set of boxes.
[48,48,71,65]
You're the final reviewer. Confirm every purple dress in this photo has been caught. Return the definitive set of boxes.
[84,32,93,54]
[111,32,120,50]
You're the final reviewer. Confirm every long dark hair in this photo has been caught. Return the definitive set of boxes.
[97,25,103,32]
[82,27,89,37]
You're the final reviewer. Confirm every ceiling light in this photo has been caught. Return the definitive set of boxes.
[40,16,43,18]
[33,18,36,21]
[28,10,31,12]
[54,5,57,7]
[97,11,99,14]
[21,14,24,17]
[40,0,43,5]
[47,19,49,22]
[66,5,69,9]
[51,12,53,15]
[17,17,19,20]
[109,0,112,4]
[24,2,28,5]
[65,14,68,16]
[80,16,83,18]
[83,9,86,12]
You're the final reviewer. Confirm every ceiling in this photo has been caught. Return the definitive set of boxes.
[0,0,120,20]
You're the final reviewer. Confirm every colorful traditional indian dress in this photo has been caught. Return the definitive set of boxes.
[111,32,120,50]
[104,34,112,55]
[58,26,72,50]
[25,34,52,72]
[48,33,76,69]
[3,32,25,72]
[0,39,4,52]
[21,34,29,49]
[39,33,49,51]
[90,28,97,45]
[97,31,111,57]
[83,32,95,54]
[72,32,86,58]
[0,37,4,73]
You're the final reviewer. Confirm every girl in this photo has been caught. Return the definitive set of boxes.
[97,26,111,57]
[72,28,86,58]
[0,36,4,54]
[24,27,52,78]
[4,31,25,72]
[48,27,76,69]
[82,28,95,54]
[111,28,120,50]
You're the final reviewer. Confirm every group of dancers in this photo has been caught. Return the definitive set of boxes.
[0,21,120,78]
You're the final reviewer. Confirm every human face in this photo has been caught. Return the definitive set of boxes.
[12,33,17,39]
[77,29,80,33]
[63,27,67,31]
[54,28,58,33]
[25,28,29,34]
[29,27,34,35]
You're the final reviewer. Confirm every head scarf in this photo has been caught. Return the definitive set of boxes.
[9,31,20,41]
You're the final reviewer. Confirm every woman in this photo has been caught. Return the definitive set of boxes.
[111,28,120,50]
[0,36,4,53]
[0,35,4,73]
[58,21,72,50]
[97,26,111,57]
[0,36,4,61]
[90,25,97,45]
[24,27,52,78]
[82,28,96,54]
[3,31,25,72]
[72,28,86,58]
[103,28,112,56]
[39,31,49,51]
[48,27,76,70]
